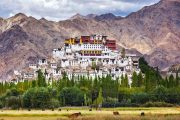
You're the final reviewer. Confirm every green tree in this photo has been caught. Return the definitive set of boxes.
[131,71,138,87]
[94,87,103,108]
[49,98,59,109]
[37,70,47,87]
[59,87,84,106]
[121,74,129,88]
[23,87,50,108]
[57,72,68,91]
[137,72,143,87]
[32,80,36,88]
[22,88,35,108]
[139,57,149,74]
[145,72,151,92]
[169,74,174,88]
[121,48,126,58]
[120,74,124,87]
[175,72,179,87]
[152,86,167,102]
[84,93,87,106]
[33,87,50,108]
[6,96,21,109]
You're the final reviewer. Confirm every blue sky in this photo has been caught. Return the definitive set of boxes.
[0,0,160,21]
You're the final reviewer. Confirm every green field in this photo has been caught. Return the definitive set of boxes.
[0,107,180,120]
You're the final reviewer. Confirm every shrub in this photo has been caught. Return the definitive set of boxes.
[102,100,140,107]
[0,101,3,109]
[33,87,50,108]
[23,87,50,108]
[6,96,20,109]
[152,86,168,102]
[102,97,119,107]
[142,102,174,107]
[131,92,149,104]
[59,87,84,106]
[23,88,36,108]
[166,88,180,104]
[102,102,120,108]
[49,98,59,108]
[5,88,20,97]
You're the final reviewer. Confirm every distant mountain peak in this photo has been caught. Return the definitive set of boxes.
[13,13,27,18]
[86,14,98,19]
[94,13,121,21]
[70,13,86,20]
[40,17,48,21]
[8,13,28,22]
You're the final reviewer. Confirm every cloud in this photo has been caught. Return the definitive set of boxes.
[0,0,160,21]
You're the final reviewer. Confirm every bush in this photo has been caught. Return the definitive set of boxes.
[0,101,3,109]
[102,97,119,107]
[48,88,58,98]
[102,99,140,107]
[102,102,120,108]
[152,86,168,102]
[33,87,50,108]
[49,98,59,108]
[6,96,20,109]
[5,88,20,97]
[166,88,180,104]
[142,102,174,107]
[23,88,35,108]
[59,87,84,106]
[23,87,50,108]
[131,92,149,104]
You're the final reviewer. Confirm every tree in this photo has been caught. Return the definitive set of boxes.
[137,72,143,87]
[37,70,47,87]
[152,86,167,102]
[101,75,117,99]
[145,71,151,92]
[91,61,97,70]
[164,77,168,88]
[175,72,179,87]
[6,96,21,109]
[32,80,36,88]
[49,98,59,109]
[57,72,68,91]
[5,88,20,97]
[120,74,124,87]
[59,87,84,106]
[131,71,138,87]
[92,76,100,102]
[139,57,149,74]
[121,48,126,58]
[121,74,129,88]
[131,92,149,104]
[33,87,50,109]
[23,87,50,108]
[94,87,103,108]
[169,74,174,88]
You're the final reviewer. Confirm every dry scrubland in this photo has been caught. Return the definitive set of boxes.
[0,107,180,120]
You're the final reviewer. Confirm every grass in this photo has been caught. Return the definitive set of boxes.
[0,107,180,120]
[1,114,180,120]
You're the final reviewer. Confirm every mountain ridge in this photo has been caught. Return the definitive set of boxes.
[0,0,179,80]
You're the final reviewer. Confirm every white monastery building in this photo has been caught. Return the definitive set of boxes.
[13,35,140,84]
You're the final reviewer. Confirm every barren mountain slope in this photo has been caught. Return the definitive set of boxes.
[0,0,179,80]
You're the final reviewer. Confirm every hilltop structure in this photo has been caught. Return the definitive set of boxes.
[13,35,140,84]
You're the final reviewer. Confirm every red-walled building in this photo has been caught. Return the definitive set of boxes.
[105,40,116,50]
[81,36,90,44]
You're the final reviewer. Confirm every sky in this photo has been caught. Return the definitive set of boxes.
[0,0,160,21]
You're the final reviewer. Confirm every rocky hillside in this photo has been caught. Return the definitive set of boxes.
[0,0,179,80]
